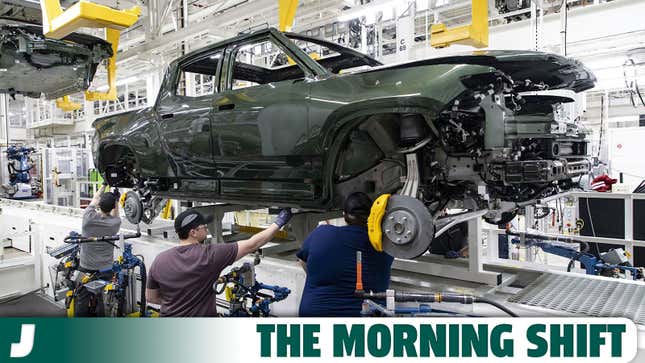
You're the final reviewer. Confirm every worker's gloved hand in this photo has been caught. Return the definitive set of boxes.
[112,188,120,200]
[273,208,293,228]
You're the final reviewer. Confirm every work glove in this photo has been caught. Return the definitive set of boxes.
[112,187,121,200]
[273,208,293,229]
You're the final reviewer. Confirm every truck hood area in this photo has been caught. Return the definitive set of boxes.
[367,50,596,93]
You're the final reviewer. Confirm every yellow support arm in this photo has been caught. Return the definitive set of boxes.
[40,0,140,40]
[55,95,81,112]
[40,0,141,102]
[161,199,174,220]
[85,28,120,101]
[279,0,299,32]
[430,0,488,49]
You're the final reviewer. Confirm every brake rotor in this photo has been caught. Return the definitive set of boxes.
[381,195,434,259]
[123,191,143,224]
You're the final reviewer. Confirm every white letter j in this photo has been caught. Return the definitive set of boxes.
[10,324,35,358]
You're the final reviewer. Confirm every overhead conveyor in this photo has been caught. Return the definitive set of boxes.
[39,0,141,104]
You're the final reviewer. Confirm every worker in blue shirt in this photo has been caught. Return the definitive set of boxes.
[296,192,394,317]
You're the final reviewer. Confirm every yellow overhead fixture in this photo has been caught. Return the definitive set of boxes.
[279,0,299,32]
[430,0,488,49]
[55,95,82,112]
[40,0,141,104]
[40,0,140,40]
[84,28,120,101]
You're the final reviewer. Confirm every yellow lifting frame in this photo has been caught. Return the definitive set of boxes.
[40,0,141,102]
[430,0,488,49]
[55,95,82,111]
[84,27,120,101]
[278,0,298,32]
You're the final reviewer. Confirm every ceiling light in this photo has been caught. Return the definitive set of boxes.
[337,0,396,22]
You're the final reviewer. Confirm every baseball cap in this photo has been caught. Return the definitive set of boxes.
[344,192,372,218]
[174,209,214,235]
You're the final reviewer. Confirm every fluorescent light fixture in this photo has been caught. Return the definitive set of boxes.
[581,56,626,71]
[337,0,396,22]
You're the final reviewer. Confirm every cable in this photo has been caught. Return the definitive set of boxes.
[357,291,518,317]
[634,180,645,194]
[474,297,519,317]
[635,80,645,107]
[585,197,601,257]
[597,95,604,159]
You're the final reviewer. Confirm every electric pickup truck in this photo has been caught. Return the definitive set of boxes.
[93,27,595,258]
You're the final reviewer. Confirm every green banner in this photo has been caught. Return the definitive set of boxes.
[0,318,639,362]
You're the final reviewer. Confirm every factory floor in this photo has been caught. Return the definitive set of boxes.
[1,247,30,259]
[0,292,65,317]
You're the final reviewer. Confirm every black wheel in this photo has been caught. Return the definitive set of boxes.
[381,195,434,259]
[103,290,121,317]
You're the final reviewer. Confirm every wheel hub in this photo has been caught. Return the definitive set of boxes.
[380,195,434,259]
[383,210,417,245]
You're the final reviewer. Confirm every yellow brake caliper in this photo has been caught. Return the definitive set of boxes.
[367,194,390,252]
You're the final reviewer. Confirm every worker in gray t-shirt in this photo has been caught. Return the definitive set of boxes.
[80,183,121,271]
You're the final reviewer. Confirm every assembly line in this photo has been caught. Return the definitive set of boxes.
[0,2,642,358]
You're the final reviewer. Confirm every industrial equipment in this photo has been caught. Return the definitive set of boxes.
[354,252,517,317]
[39,0,141,104]
[510,236,644,281]
[430,0,488,48]
[214,258,290,317]
[43,147,92,207]
[48,229,151,317]
[1,146,39,199]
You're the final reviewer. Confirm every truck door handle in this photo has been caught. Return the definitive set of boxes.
[218,103,235,111]
[161,113,174,119]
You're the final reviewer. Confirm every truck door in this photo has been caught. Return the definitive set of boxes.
[211,35,319,202]
[155,49,223,184]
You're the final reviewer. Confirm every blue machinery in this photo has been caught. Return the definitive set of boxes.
[48,230,151,317]
[50,229,290,317]
[509,234,644,281]
[214,260,291,317]
[4,146,37,199]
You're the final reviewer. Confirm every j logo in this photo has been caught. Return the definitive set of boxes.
[10,324,35,358]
